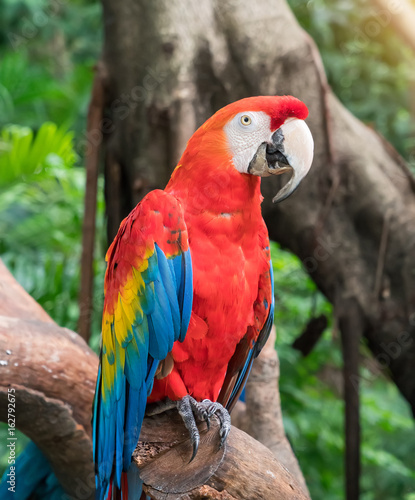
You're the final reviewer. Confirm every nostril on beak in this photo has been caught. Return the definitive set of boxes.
[265,144,289,167]
[266,143,278,155]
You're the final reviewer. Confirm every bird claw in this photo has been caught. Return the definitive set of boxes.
[215,406,231,448]
[176,395,231,462]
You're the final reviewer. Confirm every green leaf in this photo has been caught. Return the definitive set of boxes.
[0,122,77,187]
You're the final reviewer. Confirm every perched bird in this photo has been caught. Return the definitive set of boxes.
[93,95,314,499]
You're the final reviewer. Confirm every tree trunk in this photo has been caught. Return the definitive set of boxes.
[99,0,415,415]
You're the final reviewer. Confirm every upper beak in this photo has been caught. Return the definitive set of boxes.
[247,118,314,203]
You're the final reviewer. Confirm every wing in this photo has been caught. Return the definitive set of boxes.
[217,240,274,412]
[92,190,193,499]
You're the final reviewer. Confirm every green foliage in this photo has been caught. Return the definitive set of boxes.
[0,0,101,136]
[0,122,76,185]
[0,0,103,334]
[288,0,415,161]
[0,124,105,337]
[0,49,94,136]
[272,243,415,500]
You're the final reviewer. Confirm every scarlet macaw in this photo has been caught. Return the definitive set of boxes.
[93,95,314,499]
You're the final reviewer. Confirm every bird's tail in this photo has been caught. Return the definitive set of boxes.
[98,468,143,500]
[125,467,144,499]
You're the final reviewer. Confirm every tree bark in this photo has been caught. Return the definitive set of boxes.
[100,0,415,416]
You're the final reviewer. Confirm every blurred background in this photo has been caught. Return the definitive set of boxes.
[0,1,414,499]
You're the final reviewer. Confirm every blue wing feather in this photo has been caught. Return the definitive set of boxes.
[180,249,193,341]
[123,381,147,470]
[155,245,181,338]
[145,355,159,394]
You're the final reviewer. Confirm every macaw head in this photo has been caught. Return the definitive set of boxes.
[193,95,314,203]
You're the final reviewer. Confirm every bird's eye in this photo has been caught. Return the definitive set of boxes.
[240,115,252,126]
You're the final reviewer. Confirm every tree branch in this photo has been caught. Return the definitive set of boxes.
[78,62,107,343]
[292,315,328,357]
[136,412,309,500]
[0,260,53,323]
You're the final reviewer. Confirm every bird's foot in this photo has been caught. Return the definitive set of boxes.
[176,395,231,462]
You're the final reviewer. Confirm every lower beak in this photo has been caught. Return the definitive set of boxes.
[247,119,314,203]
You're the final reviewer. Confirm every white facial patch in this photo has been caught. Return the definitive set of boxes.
[224,111,273,173]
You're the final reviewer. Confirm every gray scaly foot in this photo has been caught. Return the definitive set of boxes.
[176,395,231,462]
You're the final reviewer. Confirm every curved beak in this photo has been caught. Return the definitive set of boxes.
[247,118,314,203]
